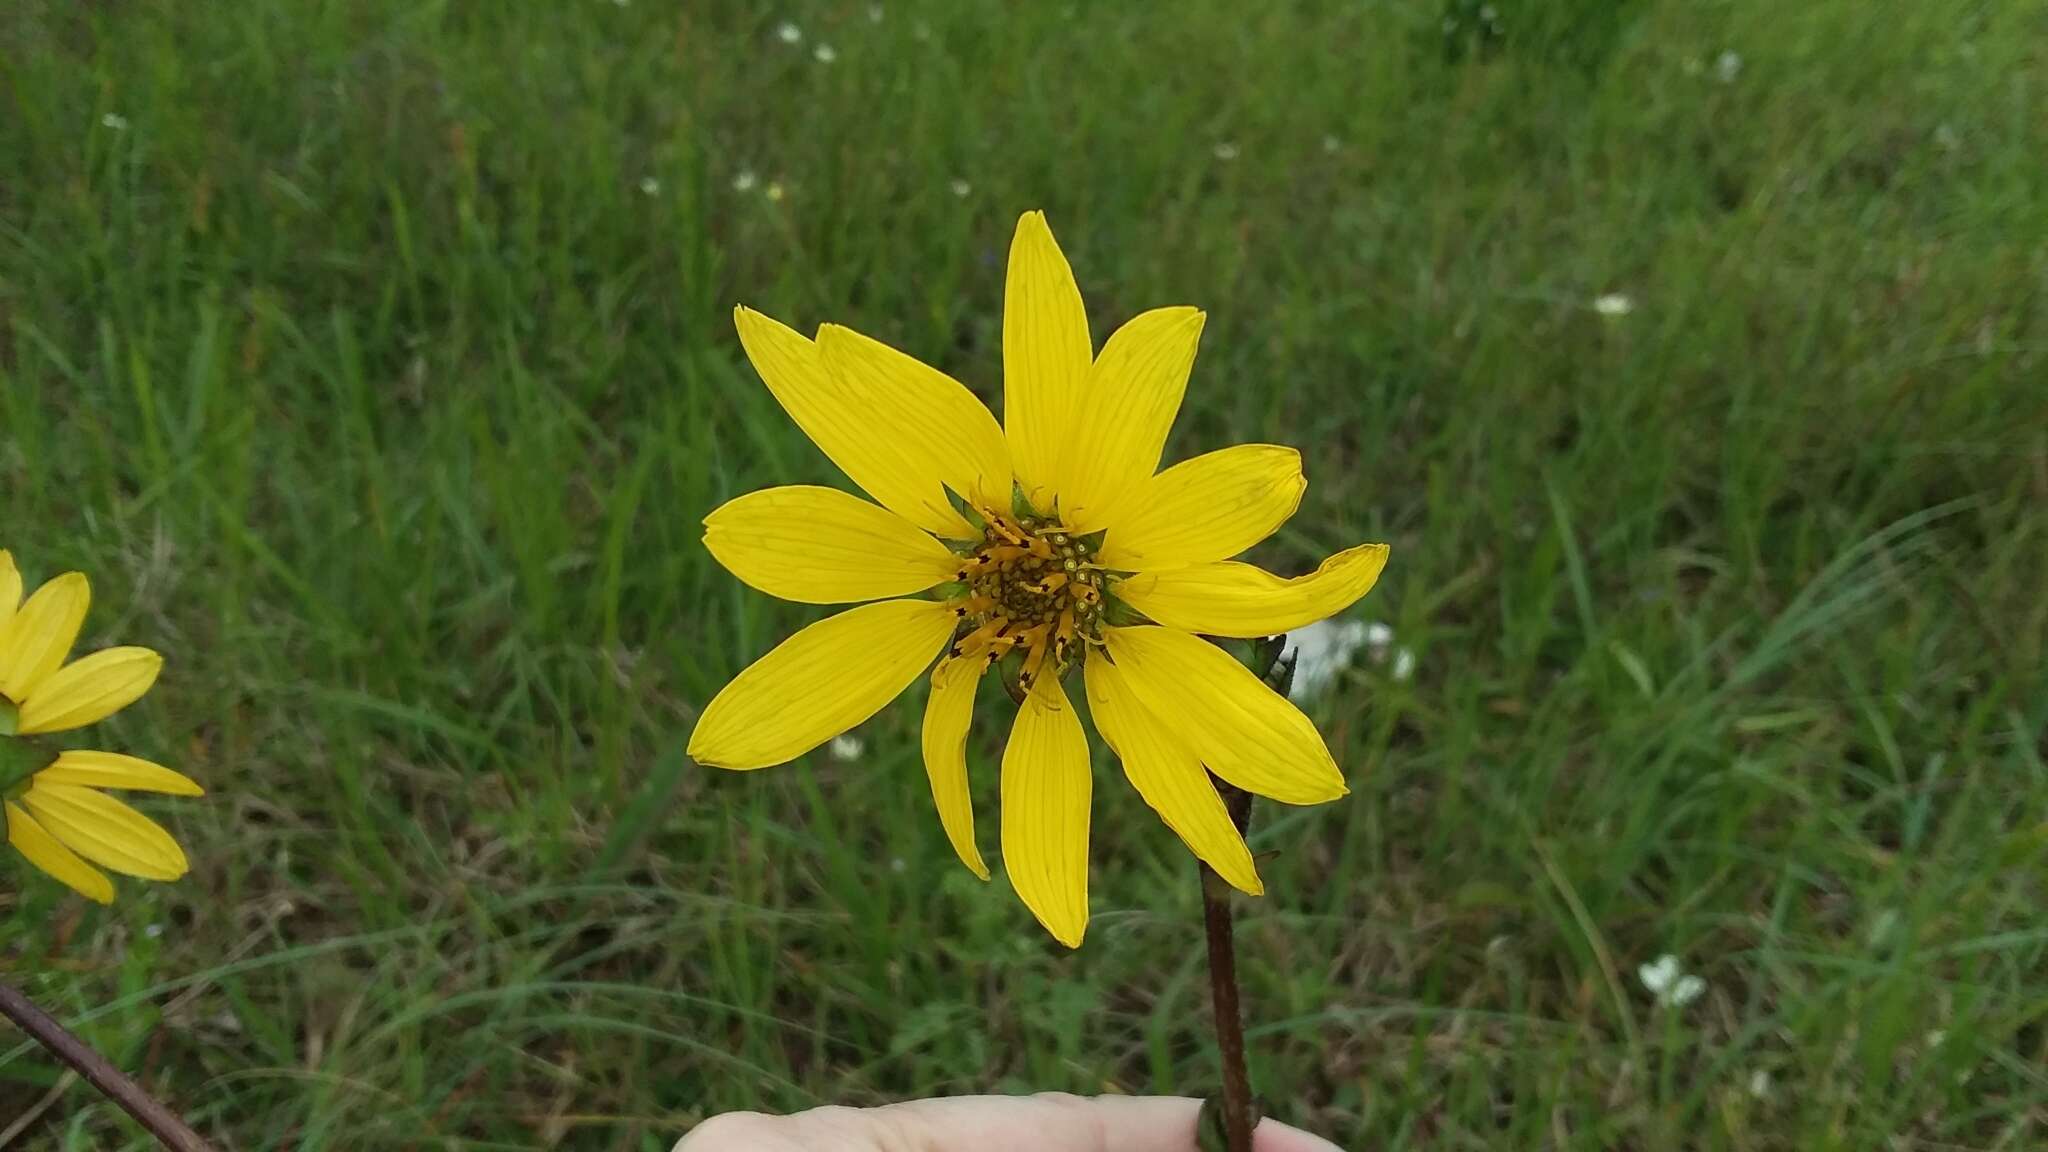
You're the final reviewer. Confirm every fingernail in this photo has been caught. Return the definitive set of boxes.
[1255,1115,1345,1152]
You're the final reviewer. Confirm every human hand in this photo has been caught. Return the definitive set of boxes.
[677,1093,1341,1152]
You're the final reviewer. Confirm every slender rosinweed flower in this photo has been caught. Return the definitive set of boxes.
[0,552,200,904]
[689,212,1388,946]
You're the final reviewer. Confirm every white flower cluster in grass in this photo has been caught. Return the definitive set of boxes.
[1594,293,1634,316]
[813,44,837,64]
[1283,617,1415,702]
[1638,953,1706,1008]
[1286,619,1367,700]
[828,735,864,762]
[776,21,802,44]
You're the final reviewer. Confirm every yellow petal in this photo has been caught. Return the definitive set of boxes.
[1095,445,1305,571]
[1084,656,1261,895]
[0,551,20,629]
[1000,673,1091,947]
[733,307,978,539]
[688,599,956,769]
[6,802,114,903]
[1058,307,1206,531]
[815,324,1013,518]
[704,486,961,605]
[1101,625,1347,805]
[1003,211,1092,512]
[20,782,189,881]
[0,572,90,702]
[1115,543,1391,638]
[38,750,205,796]
[920,655,990,880]
[15,647,162,736]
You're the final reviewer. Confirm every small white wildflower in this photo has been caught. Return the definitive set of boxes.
[776,21,802,44]
[813,43,836,64]
[889,856,908,874]
[949,178,972,198]
[732,169,759,193]
[1213,141,1239,162]
[1715,50,1743,83]
[1283,619,1369,701]
[1321,134,1342,154]
[829,735,863,761]
[1594,293,1634,316]
[764,181,786,203]
[1362,621,1395,650]
[638,176,660,196]
[1638,954,1706,1008]
[100,113,129,131]
[144,923,164,940]
[1391,648,1416,682]
[1748,1069,1772,1099]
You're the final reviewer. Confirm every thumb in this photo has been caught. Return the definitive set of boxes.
[677,1094,1343,1152]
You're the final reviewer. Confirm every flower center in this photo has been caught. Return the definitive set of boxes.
[945,510,1108,691]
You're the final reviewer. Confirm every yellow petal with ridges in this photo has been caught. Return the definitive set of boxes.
[1095,445,1305,571]
[38,751,204,796]
[1084,656,1261,895]
[920,656,989,880]
[15,647,162,735]
[6,801,114,903]
[704,486,961,605]
[1115,543,1391,638]
[20,783,189,881]
[0,551,20,629]
[1102,625,1348,805]
[815,324,1013,519]
[1003,211,1093,512]
[689,599,956,770]
[1000,673,1091,947]
[0,572,90,702]
[1058,307,1207,531]
[733,307,978,539]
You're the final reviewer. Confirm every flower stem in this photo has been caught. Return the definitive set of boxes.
[1200,780,1257,1152]
[0,979,217,1152]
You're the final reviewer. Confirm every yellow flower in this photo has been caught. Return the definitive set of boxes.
[689,212,1388,946]
[0,551,201,904]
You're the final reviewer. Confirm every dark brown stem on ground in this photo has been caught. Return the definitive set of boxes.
[1201,781,1257,1152]
[0,980,217,1152]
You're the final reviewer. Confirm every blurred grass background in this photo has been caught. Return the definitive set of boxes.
[2,1,2045,1148]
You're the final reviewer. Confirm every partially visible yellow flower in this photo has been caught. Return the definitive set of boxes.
[0,551,200,904]
[689,212,1388,947]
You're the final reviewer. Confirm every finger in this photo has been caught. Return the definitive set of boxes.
[675,1094,1342,1152]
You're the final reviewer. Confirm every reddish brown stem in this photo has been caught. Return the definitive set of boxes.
[1200,781,1257,1152]
[0,980,216,1152]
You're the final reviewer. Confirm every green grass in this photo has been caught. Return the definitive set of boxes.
[3,1,2045,1148]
